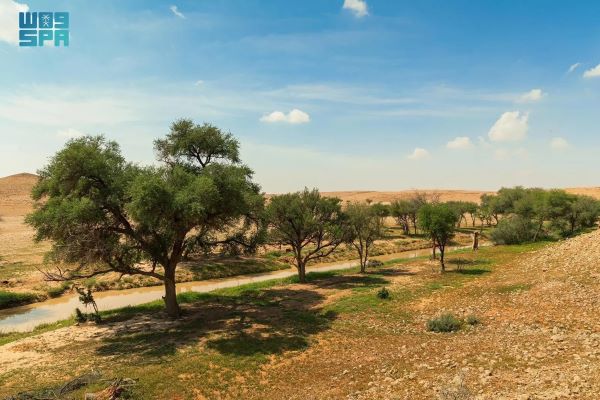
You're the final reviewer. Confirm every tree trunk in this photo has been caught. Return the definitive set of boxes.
[360,245,368,274]
[431,243,437,260]
[295,250,307,283]
[298,263,307,283]
[439,245,445,272]
[163,276,180,318]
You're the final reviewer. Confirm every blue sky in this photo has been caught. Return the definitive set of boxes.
[1,0,600,192]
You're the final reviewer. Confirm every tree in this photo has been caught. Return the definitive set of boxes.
[480,194,501,225]
[26,120,264,318]
[390,199,412,235]
[344,202,385,273]
[463,202,479,227]
[266,189,345,282]
[370,202,391,221]
[406,191,438,234]
[567,195,600,234]
[418,203,459,272]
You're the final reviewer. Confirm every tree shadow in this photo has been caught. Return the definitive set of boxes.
[446,257,492,275]
[307,274,389,290]
[96,287,334,360]
[374,268,416,277]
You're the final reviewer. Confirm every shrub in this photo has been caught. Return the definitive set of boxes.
[367,259,384,268]
[47,281,71,298]
[465,315,480,326]
[377,287,390,299]
[490,215,536,245]
[74,307,87,323]
[0,290,38,309]
[438,375,474,400]
[427,313,462,332]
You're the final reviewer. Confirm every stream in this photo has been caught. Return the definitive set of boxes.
[0,246,468,333]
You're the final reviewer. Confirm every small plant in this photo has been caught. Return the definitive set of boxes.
[438,374,474,399]
[465,315,480,326]
[74,307,87,323]
[377,287,390,299]
[76,287,101,323]
[427,313,462,332]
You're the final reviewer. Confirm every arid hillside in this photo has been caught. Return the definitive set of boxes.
[0,173,38,217]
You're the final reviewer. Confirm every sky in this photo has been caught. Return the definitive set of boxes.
[1,0,600,192]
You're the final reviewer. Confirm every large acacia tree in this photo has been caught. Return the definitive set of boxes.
[27,119,264,317]
[266,189,345,282]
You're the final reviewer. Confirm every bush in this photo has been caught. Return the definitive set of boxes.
[377,287,390,299]
[47,281,71,298]
[0,290,39,309]
[490,215,536,245]
[74,307,87,323]
[427,313,462,332]
[367,259,384,268]
[465,315,480,326]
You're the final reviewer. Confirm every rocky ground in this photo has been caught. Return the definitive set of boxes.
[261,231,600,400]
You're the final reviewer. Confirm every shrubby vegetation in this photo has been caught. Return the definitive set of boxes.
[485,187,600,244]
[426,313,462,332]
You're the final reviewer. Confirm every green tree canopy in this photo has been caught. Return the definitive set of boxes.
[418,203,459,271]
[27,119,264,317]
[343,202,385,273]
[266,189,345,282]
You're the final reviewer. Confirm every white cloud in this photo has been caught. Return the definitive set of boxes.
[407,147,429,160]
[517,88,544,103]
[57,128,85,139]
[0,0,29,46]
[583,64,600,78]
[568,63,581,74]
[446,136,473,150]
[169,5,185,19]
[194,80,204,86]
[260,109,310,124]
[488,111,529,142]
[550,137,569,150]
[343,0,368,17]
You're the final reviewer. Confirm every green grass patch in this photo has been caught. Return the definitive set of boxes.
[187,258,289,281]
[0,290,40,309]
[0,318,74,346]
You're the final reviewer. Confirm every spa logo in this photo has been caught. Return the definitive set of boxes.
[19,12,69,47]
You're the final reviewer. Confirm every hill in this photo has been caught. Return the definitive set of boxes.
[0,173,38,217]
